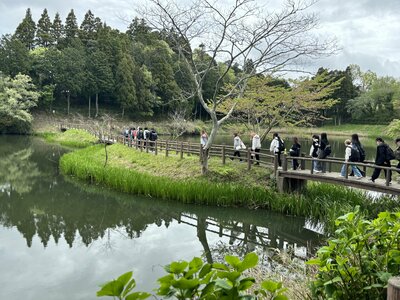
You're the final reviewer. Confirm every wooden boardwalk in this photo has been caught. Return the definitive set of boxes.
[279,169,400,195]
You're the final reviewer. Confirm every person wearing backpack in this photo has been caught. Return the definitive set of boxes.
[349,133,366,177]
[370,137,392,183]
[395,138,400,170]
[289,136,301,170]
[316,133,330,173]
[270,133,284,167]
[340,139,362,179]
[309,134,320,173]
[232,133,244,161]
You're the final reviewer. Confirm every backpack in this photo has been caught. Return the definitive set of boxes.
[358,145,366,162]
[324,144,332,156]
[349,145,360,162]
[386,145,396,160]
[278,138,285,152]
[395,147,400,160]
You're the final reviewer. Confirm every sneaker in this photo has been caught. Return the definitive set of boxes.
[339,174,345,178]
[368,178,375,183]
[355,176,362,180]
[313,169,321,173]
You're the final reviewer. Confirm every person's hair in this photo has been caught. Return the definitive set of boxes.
[376,137,384,143]
[293,136,299,144]
[234,133,238,137]
[345,139,351,145]
[396,138,400,143]
[312,134,319,140]
[321,132,328,143]
[351,133,360,144]
[273,132,279,138]
[201,130,205,134]
[144,127,148,130]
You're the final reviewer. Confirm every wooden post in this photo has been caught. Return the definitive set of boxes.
[363,164,367,177]
[345,162,349,179]
[146,141,149,153]
[140,139,143,152]
[199,144,202,162]
[166,141,169,157]
[282,154,288,171]
[274,154,278,176]
[188,142,191,156]
[300,153,306,170]
[135,139,138,150]
[247,148,251,170]
[328,161,332,173]
[386,168,391,186]
[222,145,226,165]
[180,142,183,159]
[155,141,158,155]
[387,277,400,300]
[310,160,314,174]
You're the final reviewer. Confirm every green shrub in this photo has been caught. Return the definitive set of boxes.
[97,253,288,300]
[307,207,400,299]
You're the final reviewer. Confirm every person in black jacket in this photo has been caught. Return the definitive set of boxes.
[289,137,301,170]
[316,132,329,172]
[350,133,366,177]
[370,137,391,183]
[310,134,320,172]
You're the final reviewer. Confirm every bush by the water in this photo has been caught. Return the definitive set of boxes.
[97,253,288,300]
[308,208,400,299]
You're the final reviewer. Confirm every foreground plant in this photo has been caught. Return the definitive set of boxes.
[97,253,288,299]
[307,207,400,299]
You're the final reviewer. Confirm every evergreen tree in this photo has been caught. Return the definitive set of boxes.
[51,12,64,47]
[80,10,101,47]
[0,35,31,76]
[14,8,36,50]
[115,53,137,116]
[64,9,79,45]
[36,9,52,47]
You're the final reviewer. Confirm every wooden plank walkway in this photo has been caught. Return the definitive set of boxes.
[279,169,400,195]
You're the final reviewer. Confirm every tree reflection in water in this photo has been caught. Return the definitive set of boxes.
[0,136,324,261]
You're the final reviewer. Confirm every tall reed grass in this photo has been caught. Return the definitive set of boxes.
[60,145,399,229]
[42,129,97,148]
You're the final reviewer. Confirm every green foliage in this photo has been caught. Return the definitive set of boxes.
[0,35,31,77]
[308,208,400,299]
[0,73,39,133]
[97,271,151,300]
[36,9,52,47]
[386,119,400,139]
[97,254,288,300]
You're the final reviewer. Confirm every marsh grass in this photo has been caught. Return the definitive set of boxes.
[41,129,98,148]
[60,144,399,229]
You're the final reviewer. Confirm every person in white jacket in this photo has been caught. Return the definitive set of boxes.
[340,139,362,179]
[270,133,283,167]
[251,132,261,165]
[232,133,244,161]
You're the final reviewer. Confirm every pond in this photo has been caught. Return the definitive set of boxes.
[0,136,324,300]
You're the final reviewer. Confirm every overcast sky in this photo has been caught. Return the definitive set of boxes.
[0,0,399,78]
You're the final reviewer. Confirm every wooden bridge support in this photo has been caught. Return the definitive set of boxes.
[277,176,307,193]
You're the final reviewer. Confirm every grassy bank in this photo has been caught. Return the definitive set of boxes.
[40,129,98,148]
[60,144,398,229]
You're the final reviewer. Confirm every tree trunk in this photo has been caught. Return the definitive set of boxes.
[201,122,219,174]
[200,148,209,175]
[95,93,99,118]
[67,93,70,115]
[88,95,91,118]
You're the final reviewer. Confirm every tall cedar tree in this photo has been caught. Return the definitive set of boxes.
[80,10,101,47]
[115,53,137,116]
[0,35,31,76]
[64,9,79,45]
[51,13,64,47]
[36,9,52,47]
[14,8,36,50]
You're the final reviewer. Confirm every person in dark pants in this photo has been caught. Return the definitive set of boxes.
[370,137,391,183]
[316,132,330,172]
[232,133,243,161]
[350,133,366,177]
[310,134,320,173]
[289,137,301,170]
[270,133,284,167]
[251,132,261,165]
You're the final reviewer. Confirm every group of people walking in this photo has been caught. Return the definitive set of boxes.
[123,127,158,148]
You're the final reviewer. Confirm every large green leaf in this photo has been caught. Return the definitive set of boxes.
[225,255,241,268]
[125,292,151,300]
[189,257,203,271]
[96,280,124,297]
[169,261,189,274]
[261,280,279,293]
[172,277,200,290]
[117,271,133,286]
[238,252,258,272]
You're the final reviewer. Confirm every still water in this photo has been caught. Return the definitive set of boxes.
[0,136,331,299]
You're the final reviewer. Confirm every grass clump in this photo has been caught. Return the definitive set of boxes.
[42,128,98,148]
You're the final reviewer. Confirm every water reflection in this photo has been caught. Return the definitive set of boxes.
[0,136,325,299]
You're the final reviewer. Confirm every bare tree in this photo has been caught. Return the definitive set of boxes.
[139,0,336,174]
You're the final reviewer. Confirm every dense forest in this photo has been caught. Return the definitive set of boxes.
[1,8,399,130]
